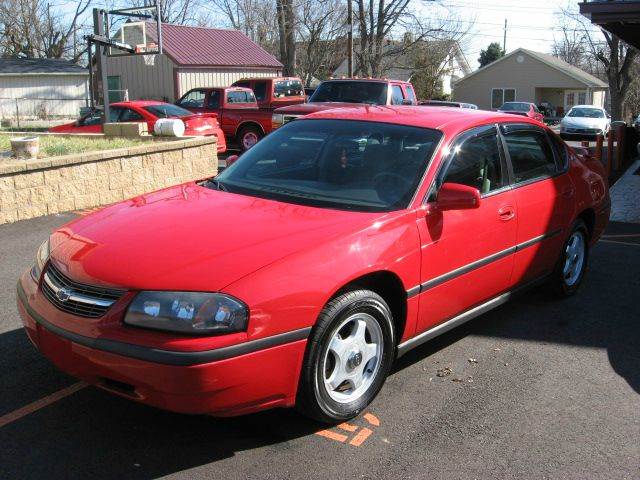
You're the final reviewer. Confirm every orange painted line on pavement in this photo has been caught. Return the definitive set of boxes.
[337,422,358,432]
[363,412,380,426]
[0,382,87,429]
[315,429,348,443]
[349,427,373,446]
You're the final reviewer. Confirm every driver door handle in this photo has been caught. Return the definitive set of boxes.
[498,205,516,221]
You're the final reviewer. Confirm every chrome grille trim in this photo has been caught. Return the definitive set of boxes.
[41,263,125,318]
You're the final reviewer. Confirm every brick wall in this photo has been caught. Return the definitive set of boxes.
[0,136,218,225]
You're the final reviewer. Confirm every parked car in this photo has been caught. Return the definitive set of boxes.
[177,86,273,150]
[498,102,545,123]
[271,78,418,129]
[231,77,306,110]
[50,101,227,153]
[634,114,640,133]
[559,105,611,140]
[419,100,478,109]
[19,106,609,422]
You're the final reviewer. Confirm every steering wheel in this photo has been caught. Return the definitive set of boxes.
[373,172,410,205]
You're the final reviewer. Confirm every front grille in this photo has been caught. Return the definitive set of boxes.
[41,263,125,318]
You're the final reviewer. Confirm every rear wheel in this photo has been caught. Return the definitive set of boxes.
[237,125,262,151]
[550,219,589,297]
[297,290,395,423]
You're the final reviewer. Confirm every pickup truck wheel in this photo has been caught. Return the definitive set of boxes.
[296,289,395,423]
[237,126,262,151]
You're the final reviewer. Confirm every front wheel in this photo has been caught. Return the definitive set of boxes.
[237,125,263,151]
[550,219,589,297]
[297,290,395,423]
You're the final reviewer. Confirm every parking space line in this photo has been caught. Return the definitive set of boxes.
[337,422,358,432]
[363,413,380,426]
[349,427,373,446]
[600,239,640,247]
[315,429,348,443]
[0,382,87,429]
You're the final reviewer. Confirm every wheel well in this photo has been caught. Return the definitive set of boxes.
[577,208,595,240]
[334,271,407,343]
[236,121,264,137]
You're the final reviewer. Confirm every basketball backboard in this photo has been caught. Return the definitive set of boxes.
[104,6,162,57]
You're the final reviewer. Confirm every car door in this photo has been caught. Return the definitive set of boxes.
[499,123,574,285]
[415,125,517,334]
[176,89,207,113]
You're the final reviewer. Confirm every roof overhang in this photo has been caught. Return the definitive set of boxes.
[579,1,640,49]
[0,72,89,77]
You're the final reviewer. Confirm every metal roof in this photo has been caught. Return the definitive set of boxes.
[146,23,283,69]
[0,58,87,75]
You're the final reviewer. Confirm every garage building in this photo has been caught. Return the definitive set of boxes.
[0,58,89,120]
[106,23,283,103]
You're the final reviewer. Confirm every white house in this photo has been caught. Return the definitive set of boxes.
[0,58,89,120]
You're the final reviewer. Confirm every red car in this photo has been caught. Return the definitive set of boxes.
[50,101,227,153]
[18,106,609,422]
[177,87,272,151]
[498,101,545,123]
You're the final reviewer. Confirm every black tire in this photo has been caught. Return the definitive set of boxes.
[237,125,263,151]
[550,219,589,297]
[296,289,395,423]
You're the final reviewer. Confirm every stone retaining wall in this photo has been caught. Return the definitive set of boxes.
[0,136,218,224]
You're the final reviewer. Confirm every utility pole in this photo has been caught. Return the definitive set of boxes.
[347,0,353,77]
[503,18,507,53]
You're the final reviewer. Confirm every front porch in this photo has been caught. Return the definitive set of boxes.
[535,87,606,117]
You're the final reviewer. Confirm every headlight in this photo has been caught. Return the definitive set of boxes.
[272,113,283,129]
[31,239,50,281]
[124,291,248,335]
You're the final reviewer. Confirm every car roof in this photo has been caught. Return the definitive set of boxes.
[323,78,412,84]
[111,100,166,107]
[570,105,604,109]
[304,105,541,132]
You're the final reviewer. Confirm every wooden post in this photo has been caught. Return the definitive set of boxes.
[595,134,604,163]
[615,124,625,171]
[606,128,614,178]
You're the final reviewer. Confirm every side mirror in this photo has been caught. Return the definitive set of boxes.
[436,182,481,210]
[225,154,239,167]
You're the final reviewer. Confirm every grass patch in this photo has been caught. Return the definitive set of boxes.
[0,135,143,158]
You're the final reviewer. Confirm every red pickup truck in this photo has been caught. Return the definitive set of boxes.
[231,77,305,110]
[271,78,418,129]
[177,87,273,150]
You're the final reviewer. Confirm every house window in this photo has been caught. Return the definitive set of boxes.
[578,92,587,105]
[566,92,576,108]
[491,88,516,109]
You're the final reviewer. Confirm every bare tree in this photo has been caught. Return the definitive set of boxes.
[0,0,91,61]
[556,6,638,121]
[275,0,296,76]
[353,0,464,78]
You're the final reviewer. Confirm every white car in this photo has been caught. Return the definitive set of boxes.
[560,105,610,139]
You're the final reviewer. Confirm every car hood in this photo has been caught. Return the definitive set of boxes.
[275,102,367,115]
[561,117,608,129]
[49,183,383,292]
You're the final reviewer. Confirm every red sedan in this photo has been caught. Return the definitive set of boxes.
[498,101,545,123]
[50,101,227,153]
[18,106,609,422]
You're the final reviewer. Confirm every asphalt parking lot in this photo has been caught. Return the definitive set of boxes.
[0,214,638,479]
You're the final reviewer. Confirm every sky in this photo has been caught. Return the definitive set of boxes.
[423,0,591,68]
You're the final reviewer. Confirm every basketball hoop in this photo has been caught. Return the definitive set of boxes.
[143,54,156,67]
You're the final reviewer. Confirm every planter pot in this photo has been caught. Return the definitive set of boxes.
[10,136,39,158]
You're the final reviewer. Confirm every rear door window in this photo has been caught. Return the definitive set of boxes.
[226,90,256,104]
[502,128,558,184]
[391,85,405,105]
[207,90,221,109]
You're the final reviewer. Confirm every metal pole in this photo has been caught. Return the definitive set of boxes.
[347,0,353,77]
[87,39,94,110]
[93,8,110,123]
[155,2,163,54]
[15,98,20,130]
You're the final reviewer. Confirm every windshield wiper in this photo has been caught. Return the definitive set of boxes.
[202,178,228,192]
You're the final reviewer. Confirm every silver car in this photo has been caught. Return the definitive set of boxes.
[560,105,610,139]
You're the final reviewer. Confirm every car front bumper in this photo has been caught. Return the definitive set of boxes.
[16,271,308,416]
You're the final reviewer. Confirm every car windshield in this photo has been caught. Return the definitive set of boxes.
[213,119,442,212]
[500,102,530,112]
[309,81,388,105]
[568,108,605,118]
[144,104,192,118]
[274,80,304,97]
